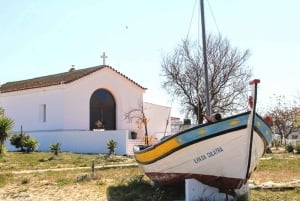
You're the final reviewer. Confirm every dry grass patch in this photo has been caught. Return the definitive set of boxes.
[251,153,300,183]
[1,150,300,200]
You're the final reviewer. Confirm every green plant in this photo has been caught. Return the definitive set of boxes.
[56,178,72,186]
[0,116,14,154]
[107,139,117,155]
[0,145,7,155]
[295,144,300,154]
[285,143,294,153]
[21,178,30,185]
[49,142,61,156]
[24,138,39,153]
[10,132,30,152]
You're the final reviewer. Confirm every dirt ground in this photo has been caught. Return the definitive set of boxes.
[0,182,107,201]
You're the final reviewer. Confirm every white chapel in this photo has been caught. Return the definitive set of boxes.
[0,62,171,154]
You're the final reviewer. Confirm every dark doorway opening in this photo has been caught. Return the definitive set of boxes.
[90,89,116,130]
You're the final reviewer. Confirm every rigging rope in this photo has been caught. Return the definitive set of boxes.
[186,0,221,40]
[207,0,221,34]
[185,0,198,40]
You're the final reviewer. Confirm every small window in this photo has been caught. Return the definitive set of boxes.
[39,104,46,122]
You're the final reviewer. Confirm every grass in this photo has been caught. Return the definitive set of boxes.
[250,189,300,201]
[0,149,300,200]
[0,152,135,171]
[251,153,300,183]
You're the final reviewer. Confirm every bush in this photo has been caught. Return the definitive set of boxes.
[0,145,7,156]
[10,132,30,152]
[107,139,117,155]
[49,143,61,156]
[24,138,39,153]
[285,143,294,153]
[295,144,300,154]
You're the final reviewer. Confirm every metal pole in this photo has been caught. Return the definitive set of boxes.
[200,0,211,116]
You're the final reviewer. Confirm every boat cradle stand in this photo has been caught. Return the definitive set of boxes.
[185,178,249,201]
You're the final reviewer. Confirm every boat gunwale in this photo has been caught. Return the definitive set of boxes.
[134,111,272,165]
[134,111,251,164]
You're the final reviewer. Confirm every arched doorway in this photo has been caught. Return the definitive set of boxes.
[90,89,116,130]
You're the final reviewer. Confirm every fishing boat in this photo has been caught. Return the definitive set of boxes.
[133,0,273,193]
[134,80,272,192]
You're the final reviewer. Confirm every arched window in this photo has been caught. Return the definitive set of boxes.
[90,89,116,130]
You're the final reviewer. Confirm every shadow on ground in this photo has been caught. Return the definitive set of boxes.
[106,176,185,201]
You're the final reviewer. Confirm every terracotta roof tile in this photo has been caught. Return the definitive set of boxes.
[0,65,146,93]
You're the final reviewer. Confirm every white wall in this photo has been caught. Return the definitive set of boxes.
[0,67,145,132]
[0,86,65,132]
[1,67,173,152]
[131,102,171,141]
[6,130,129,155]
[62,67,145,131]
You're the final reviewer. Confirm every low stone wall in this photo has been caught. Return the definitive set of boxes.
[6,130,129,155]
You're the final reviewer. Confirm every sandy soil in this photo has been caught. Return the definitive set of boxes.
[0,182,107,201]
[0,164,136,201]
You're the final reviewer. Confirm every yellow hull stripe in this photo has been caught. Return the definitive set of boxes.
[135,138,180,163]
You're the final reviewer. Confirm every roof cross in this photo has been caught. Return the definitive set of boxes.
[101,52,108,65]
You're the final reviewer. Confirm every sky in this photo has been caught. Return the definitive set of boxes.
[0,0,299,118]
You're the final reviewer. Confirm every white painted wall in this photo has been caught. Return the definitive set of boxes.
[62,67,145,131]
[1,66,174,154]
[6,130,129,155]
[129,102,171,141]
[0,67,145,133]
[0,86,65,132]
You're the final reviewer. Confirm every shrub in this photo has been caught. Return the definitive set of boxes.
[24,138,39,153]
[295,144,300,154]
[0,145,7,156]
[0,116,14,154]
[21,178,30,185]
[49,143,61,156]
[107,139,118,155]
[285,143,294,153]
[10,132,30,152]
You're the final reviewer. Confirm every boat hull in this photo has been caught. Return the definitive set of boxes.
[134,112,272,191]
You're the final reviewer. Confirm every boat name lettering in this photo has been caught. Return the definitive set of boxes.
[193,147,224,164]
[206,147,223,158]
[193,154,207,163]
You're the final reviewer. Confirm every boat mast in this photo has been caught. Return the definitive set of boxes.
[200,0,211,116]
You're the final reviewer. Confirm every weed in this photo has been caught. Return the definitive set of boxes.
[56,178,72,186]
[285,143,294,153]
[20,178,29,185]
[76,174,91,183]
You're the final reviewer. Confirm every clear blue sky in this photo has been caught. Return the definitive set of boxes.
[1,0,299,118]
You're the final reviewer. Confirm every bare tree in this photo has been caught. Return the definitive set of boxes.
[268,95,300,144]
[161,34,251,124]
[124,102,149,145]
